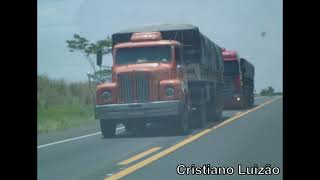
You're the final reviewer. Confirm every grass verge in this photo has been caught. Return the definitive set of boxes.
[37,104,95,134]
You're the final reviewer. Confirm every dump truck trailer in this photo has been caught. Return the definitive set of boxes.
[95,24,224,138]
[222,49,254,109]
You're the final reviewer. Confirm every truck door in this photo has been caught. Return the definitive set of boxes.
[175,46,188,94]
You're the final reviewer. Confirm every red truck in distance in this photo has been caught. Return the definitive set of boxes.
[222,48,255,109]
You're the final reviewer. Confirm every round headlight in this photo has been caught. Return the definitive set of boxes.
[165,87,174,97]
[102,90,112,100]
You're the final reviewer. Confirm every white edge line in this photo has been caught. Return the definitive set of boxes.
[37,96,280,149]
[37,126,125,149]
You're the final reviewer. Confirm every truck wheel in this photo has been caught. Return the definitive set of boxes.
[199,103,207,128]
[176,107,189,135]
[207,103,214,122]
[243,96,248,109]
[239,96,246,109]
[249,93,254,107]
[251,95,255,106]
[246,94,250,107]
[216,108,222,122]
[100,119,116,138]
[209,100,222,122]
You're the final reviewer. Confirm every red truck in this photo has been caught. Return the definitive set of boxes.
[94,24,224,138]
[222,48,255,109]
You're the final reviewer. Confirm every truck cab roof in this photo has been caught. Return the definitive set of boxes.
[114,32,182,49]
[222,49,239,61]
[115,24,198,34]
[114,40,181,49]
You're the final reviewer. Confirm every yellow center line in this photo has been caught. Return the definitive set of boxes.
[106,96,282,180]
[118,147,162,166]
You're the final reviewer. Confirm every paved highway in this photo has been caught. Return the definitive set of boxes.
[37,96,282,180]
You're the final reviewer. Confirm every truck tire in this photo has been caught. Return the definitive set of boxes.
[207,93,220,122]
[211,103,222,122]
[250,95,254,106]
[239,95,246,109]
[199,103,207,128]
[100,119,116,138]
[249,90,254,107]
[207,102,214,122]
[216,107,222,122]
[242,94,249,109]
[195,88,207,128]
[189,87,207,128]
[175,106,189,135]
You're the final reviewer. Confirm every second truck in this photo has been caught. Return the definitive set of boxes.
[95,24,224,138]
[222,48,255,109]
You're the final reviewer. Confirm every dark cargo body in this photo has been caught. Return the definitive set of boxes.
[240,58,254,80]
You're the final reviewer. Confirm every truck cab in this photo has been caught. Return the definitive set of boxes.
[95,31,189,137]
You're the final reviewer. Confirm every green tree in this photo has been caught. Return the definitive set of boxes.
[87,69,112,83]
[274,92,283,95]
[260,86,275,96]
[66,34,112,78]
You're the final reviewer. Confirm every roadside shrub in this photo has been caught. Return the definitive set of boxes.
[37,74,96,133]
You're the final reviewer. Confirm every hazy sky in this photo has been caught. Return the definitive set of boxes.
[38,0,282,92]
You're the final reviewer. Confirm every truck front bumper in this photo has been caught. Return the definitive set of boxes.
[95,100,183,120]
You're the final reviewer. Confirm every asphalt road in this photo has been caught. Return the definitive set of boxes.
[37,96,282,180]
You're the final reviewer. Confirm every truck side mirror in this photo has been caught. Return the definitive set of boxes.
[96,50,102,66]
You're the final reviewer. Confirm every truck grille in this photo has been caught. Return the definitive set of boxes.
[118,73,150,103]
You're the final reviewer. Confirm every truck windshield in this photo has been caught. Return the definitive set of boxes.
[224,61,239,75]
[115,46,171,65]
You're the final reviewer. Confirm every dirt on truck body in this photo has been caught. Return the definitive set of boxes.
[95,24,224,138]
